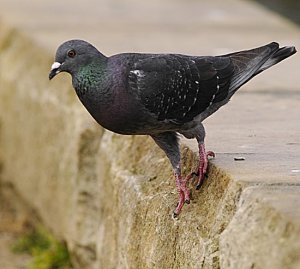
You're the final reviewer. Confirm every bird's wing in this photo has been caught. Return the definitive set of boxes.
[128,54,234,123]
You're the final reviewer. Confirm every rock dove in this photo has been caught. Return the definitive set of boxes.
[49,40,296,216]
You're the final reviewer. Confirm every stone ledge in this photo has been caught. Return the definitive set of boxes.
[0,8,300,269]
[220,185,300,269]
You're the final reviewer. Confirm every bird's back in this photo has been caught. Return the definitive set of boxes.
[123,42,296,128]
[79,43,296,135]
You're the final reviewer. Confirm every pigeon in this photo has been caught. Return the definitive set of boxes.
[49,40,296,217]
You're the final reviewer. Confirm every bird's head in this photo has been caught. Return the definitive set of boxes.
[49,39,103,80]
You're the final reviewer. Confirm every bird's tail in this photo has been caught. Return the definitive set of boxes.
[257,45,297,73]
[224,42,296,96]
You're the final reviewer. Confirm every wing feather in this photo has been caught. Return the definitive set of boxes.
[128,54,234,123]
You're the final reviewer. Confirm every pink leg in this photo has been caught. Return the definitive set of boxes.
[173,166,190,217]
[172,144,214,217]
[195,143,215,189]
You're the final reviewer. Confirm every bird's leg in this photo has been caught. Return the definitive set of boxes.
[194,142,215,189]
[151,132,190,217]
[173,165,190,217]
[181,124,215,189]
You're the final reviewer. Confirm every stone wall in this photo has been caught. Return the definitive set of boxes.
[1,22,300,269]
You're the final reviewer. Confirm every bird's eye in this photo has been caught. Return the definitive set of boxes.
[67,49,76,58]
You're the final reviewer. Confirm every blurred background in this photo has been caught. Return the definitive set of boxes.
[0,0,299,53]
[0,0,298,87]
[254,0,300,25]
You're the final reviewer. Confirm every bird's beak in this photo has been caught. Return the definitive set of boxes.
[49,62,62,80]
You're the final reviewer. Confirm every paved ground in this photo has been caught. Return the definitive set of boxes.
[0,0,299,267]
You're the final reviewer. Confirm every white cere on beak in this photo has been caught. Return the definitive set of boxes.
[51,62,61,71]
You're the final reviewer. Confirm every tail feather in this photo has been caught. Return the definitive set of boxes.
[257,45,297,73]
[224,42,296,96]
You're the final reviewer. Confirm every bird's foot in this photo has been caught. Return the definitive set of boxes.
[173,175,190,217]
[186,148,215,190]
[195,150,215,189]
[172,145,215,217]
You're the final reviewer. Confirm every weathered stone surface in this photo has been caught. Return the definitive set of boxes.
[220,185,300,269]
[94,132,239,269]
[0,0,300,268]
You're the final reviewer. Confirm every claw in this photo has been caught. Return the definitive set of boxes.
[191,171,199,177]
[196,181,204,190]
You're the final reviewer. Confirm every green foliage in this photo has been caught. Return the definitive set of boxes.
[12,226,71,269]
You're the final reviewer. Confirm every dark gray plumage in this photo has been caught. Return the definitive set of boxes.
[49,40,296,216]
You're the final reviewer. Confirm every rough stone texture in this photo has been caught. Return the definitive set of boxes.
[94,132,242,269]
[220,185,300,269]
[0,0,300,268]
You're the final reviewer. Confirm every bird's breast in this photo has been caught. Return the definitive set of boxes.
[77,85,149,135]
